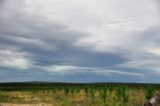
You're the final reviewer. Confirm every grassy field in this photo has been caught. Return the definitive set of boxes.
[0,82,160,106]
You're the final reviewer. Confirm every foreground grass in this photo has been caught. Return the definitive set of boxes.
[0,83,159,106]
[0,89,146,106]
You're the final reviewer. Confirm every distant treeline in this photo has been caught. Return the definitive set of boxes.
[0,82,160,91]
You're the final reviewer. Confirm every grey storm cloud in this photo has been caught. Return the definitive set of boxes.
[0,0,126,67]
[0,0,160,83]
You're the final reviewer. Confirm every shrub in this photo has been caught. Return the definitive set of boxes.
[145,87,155,100]
[64,87,70,96]
[84,86,89,97]
[99,86,109,106]
[88,86,96,99]
[116,86,129,105]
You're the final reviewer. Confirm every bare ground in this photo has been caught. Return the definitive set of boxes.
[0,103,53,106]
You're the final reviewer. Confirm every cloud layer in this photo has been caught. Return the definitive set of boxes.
[0,0,160,83]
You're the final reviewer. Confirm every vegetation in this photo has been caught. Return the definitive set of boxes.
[0,82,159,106]
[144,86,155,100]
[115,86,129,105]
[99,86,109,106]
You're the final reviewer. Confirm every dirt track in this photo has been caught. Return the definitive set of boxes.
[0,103,53,106]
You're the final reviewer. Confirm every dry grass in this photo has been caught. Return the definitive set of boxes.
[0,89,154,106]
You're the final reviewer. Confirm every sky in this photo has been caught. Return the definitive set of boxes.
[0,0,160,83]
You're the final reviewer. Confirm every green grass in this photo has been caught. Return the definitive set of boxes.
[0,82,159,106]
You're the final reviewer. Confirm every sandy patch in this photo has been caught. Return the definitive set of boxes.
[0,103,53,106]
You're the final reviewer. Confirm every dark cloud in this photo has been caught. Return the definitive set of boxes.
[0,67,146,83]
[0,0,127,69]
[0,0,4,5]
[0,0,159,83]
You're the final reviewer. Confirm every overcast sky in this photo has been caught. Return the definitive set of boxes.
[0,0,160,83]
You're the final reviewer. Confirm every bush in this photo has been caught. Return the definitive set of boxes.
[145,87,155,100]
[64,87,70,96]
[116,86,129,105]
[88,86,96,99]
[99,86,109,106]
